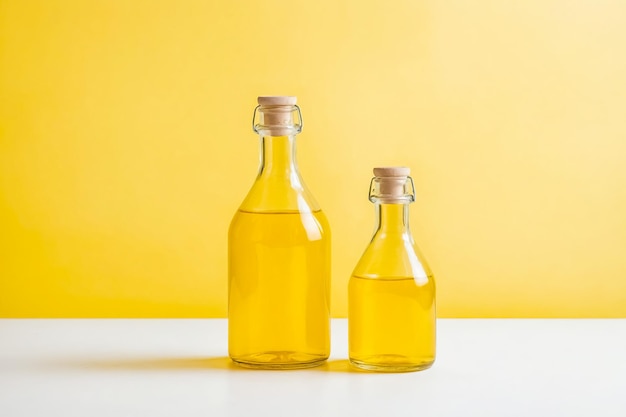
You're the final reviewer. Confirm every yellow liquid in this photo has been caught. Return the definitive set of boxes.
[228,209,330,369]
[348,275,436,372]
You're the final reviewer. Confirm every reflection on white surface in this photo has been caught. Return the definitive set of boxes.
[1,319,625,416]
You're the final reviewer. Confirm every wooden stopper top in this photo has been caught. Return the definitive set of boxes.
[258,96,297,106]
[373,167,410,178]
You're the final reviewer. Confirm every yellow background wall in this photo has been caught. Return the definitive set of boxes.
[1,0,625,318]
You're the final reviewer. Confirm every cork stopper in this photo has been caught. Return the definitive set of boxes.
[372,166,412,202]
[257,96,298,136]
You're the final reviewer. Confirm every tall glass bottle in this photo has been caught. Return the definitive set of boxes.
[348,167,436,372]
[228,96,331,369]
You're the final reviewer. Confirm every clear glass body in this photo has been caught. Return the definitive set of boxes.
[349,187,436,372]
[228,106,331,369]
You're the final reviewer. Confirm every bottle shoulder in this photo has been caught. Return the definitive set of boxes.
[237,174,322,213]
[351,234,433,282]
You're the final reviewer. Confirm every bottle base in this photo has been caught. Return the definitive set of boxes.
[231,351,328,370]
[349,355,434,373]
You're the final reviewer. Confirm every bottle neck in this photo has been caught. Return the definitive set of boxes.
[258,134,298,177]
[374,202,411,236]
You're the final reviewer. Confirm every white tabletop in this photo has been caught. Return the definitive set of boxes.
[0,319,624,416]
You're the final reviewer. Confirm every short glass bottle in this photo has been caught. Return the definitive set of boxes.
[348,167,436,372]
[228,96,331,369]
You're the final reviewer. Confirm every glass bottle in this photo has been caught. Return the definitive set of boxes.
[348,167,436,372]
[228,96,331,369]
